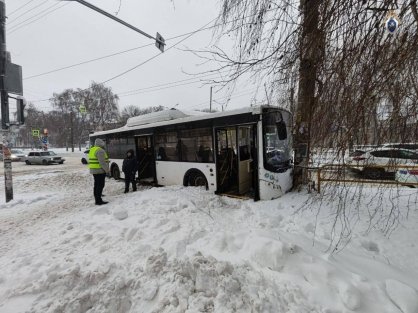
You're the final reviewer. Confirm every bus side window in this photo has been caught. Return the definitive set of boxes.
[198,145,211,163]
[157,147,168,161]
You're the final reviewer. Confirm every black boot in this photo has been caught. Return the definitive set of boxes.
[96,200,108,205]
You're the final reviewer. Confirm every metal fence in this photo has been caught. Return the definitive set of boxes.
[316,164,418,193]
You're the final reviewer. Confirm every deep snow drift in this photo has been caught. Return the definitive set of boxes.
[0,153,417,313]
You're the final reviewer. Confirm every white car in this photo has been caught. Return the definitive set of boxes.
[24,151,65,165]
[379,143,418,153]
[395,168,418,187]
[81,149,89,164]
[0,149,26,161]
[348,148,418,179]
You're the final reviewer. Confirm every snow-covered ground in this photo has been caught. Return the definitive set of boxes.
[0,150,417,313]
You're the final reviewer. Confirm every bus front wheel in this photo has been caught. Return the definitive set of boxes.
[185,170,208,190]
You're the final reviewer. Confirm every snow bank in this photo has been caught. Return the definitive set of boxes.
[385,280,418,313]
[1,157,418,312]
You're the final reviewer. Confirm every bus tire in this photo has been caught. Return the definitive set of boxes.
[184,169,208,190]
[111,165,120,180]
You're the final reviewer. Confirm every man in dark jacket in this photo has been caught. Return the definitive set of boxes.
[122,149,137,193]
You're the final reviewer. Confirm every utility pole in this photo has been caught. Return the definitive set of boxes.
[209,86,213,112]
[293,0,321,188]
[70,110,74,152]
[0,0,13,202]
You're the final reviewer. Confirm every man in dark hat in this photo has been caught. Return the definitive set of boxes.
[122,149,137,193]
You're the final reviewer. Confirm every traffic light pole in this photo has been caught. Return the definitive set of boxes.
[70,110,74,152]
[0,0,13,202]
[62,0,165,52]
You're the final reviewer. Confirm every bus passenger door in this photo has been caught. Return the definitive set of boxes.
[135,136,155,183]
[238,126,255,195]
[215,128,238,193]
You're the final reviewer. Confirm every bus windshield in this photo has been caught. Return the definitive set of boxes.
[263,110,292,172]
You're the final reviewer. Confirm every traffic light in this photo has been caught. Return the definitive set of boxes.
[16,97,26,125]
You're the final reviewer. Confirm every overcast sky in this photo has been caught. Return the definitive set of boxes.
[6,0,265,115]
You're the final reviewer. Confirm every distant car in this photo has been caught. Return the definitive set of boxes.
[0,149,26,161]
[395,168,418,187]
[81,149,89,164]
[24,151,65,165]
[347,148,418,179]
[379,143,418,153]
[348,150,366,157]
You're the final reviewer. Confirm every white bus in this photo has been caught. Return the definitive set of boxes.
[90,105,293,200]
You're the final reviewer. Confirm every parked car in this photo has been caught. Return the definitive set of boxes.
[395,168,418,187]
[0,149,26,161]
[348,149,366,157]
[347,148,418,179]
[379,142,418,153]
[81,149,89,164]
[24,151,65,165]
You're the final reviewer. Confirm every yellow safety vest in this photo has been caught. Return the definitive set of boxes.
[88,146,109,169]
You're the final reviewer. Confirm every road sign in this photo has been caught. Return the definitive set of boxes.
[79,105,87,113]
[6,62,23,96]
[42,137,48,144]
[32,129,40,137]
[155,32,165,53]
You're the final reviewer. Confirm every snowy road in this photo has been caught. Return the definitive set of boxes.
[0,153,418,313]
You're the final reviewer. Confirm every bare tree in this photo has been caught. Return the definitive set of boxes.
[206,0,418,249]
[78,82,120,131]
[120,105,164,124]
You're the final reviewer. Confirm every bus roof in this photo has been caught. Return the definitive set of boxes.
[90,105,287,137]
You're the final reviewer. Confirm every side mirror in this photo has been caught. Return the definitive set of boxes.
[276,120,287,140]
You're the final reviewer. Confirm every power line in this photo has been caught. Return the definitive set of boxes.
[22,11,267,81]
[24,42,154,80]
[119,80,211,98]
[117,71,228,97]
[28,17,217,103]
[8,1,61,31]
[8,3,69,35]
[184,88,261,111]
[27,19,215,102]
[100,18,218,85]
[7,0,50,25]
[8,2,68,34]
[28,71,227,104]
[31,88,260,113]
[27,11,269,104]
[7,0,38,16]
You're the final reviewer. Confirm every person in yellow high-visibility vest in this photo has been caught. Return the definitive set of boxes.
[88,138,110,205]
